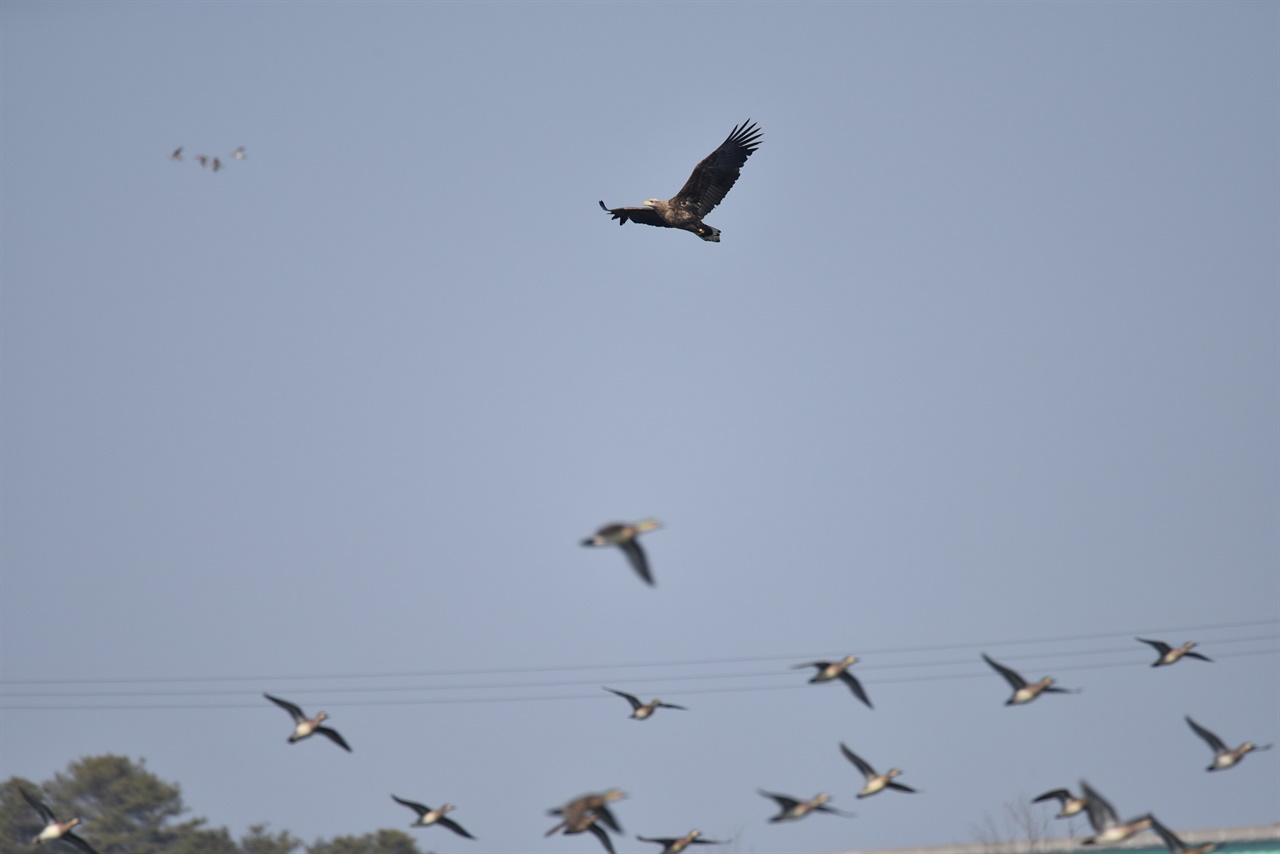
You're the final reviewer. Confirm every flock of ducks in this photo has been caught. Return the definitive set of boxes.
[21,518,1265,854]
[169,145,245,173]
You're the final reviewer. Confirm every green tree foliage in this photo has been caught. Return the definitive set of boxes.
[240,823,305,854]
[2,757,426,854]
[307,829,427,854]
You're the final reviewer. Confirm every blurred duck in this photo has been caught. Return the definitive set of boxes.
[1079,780,1154,845]
[758,790,853,822]
[981,653,1076,705]
[1137,638,1211,667]
[1186,715,1272,771]
[391,794,474,839]
[263,693,352,752]
[1150,816,1220,854]
[21,788,98,854]
[232,146,246,159]
[547,793,622,854]
[840,743,916,798]
[604,687,687,720]
[547,789,626,835]
[581,519,662,586]
[636,830,724,852]
[1032,787,1087,818]
[170,146,183,161]
[793,655,873,708]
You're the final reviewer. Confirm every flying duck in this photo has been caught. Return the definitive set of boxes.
[636,830,724,853]
[758,790,853,822]
[581,519,662,585]
[1186,715,1272,771]
[839,743,916,798]
[263,693,352,752]
[793,655,873,708]
[1078,780,1154,845]
[391,794,474,839]
[603,687,687,720]
[1137,638,1211,667]
[1031,787,1087,818]
[981,653,1076,705]
[20,788,98,854]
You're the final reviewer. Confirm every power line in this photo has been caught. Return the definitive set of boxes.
[1,639,1275,700]
[1,646,1274,711]
[1,616,1273,686]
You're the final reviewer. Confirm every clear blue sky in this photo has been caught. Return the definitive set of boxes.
[1,2,1276,853]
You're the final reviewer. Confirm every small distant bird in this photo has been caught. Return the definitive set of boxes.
[263,693,352,752]
[1149,816,1220,854]
[1185,715,1272,771]
[391,794,475,839]
[1136,638,1211,667]
[196,154,209,168]
[581,519,662,586]
[1078,780,1154,845]
[636,830,724,853]
[211,157,222,172]
[1032,787,1088,818]
[793,655,873,708]
[20,788,98,854]
[600,120,762,242]
[232,146,246,159]
[981,653,1077,705]
[170,146,183,162]
[757,790,853,822]
[603,686,687,720]
[840,743,917,798]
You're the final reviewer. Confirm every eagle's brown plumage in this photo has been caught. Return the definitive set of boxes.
[600,120,762,242]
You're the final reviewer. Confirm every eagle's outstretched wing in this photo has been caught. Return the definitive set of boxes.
[671,120,763,217]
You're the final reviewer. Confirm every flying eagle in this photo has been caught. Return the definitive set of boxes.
[599,120,762,242]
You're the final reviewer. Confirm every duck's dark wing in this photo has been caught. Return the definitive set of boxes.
[1184,651,1212,662]
[619,539,654,585]
[1136,638,1172,656]
[839,743,877,778]
[1148,817,1187,853]
[1043,685,1077,695]
[758,790,799,811]
[264,693,306,723]
[670,120,762,218]
[316,726,352,752]
[1186,716,1228,753]
[391,794,430,817]
[1033,789,1070,805]
[792,661,826,672]
[599,201,668,229]
[813,802,856,817]
[605,687,642,710]
[586,822,617,854]
[981,653,1027,689]
[595,804,624,834]
[20,788,56,823]
[437,815,475,839]
[656,700,688,710]
[887,782,918,794]
[636,836,677,848]
[61,832,100,854]
[837,671,873,708]
[1080,780,1119,831]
